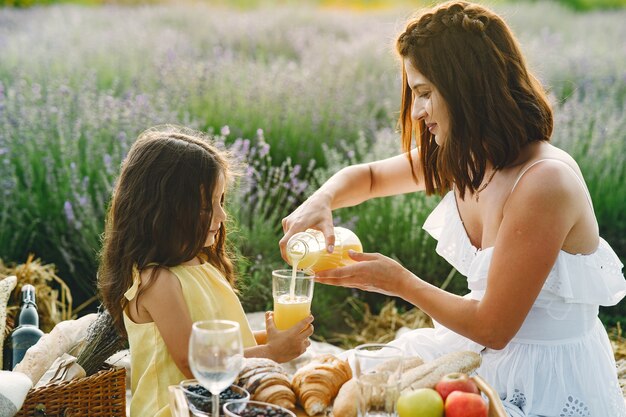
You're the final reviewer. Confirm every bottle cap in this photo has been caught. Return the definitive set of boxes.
[21,284,36,305]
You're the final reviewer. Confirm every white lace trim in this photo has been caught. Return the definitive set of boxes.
[504,390,626,417]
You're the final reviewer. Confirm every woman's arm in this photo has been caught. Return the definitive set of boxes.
[280,148,425,258]
[316,162,586,349]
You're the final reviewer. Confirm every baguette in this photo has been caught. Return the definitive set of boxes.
[401,351,481,391]
[376,356,424,373]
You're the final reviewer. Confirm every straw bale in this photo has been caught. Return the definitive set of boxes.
[0,254,73,334]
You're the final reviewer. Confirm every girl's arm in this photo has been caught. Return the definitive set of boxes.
[245,312,314,363]
[138,268,195,378]
[316,162,588,349]
[139,269,313,370]
[280,148,425,258]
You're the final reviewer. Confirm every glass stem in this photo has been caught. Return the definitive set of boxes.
[212,393,220,417]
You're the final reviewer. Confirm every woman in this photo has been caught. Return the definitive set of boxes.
[279,2,626,416]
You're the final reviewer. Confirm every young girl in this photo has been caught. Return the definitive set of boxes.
[280,2,626,416]
[98,126,313,417]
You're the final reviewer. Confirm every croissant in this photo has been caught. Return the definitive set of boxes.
[292,354,352,416]
[236,358,297,410]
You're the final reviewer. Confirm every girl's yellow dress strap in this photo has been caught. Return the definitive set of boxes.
[124,264,142,301]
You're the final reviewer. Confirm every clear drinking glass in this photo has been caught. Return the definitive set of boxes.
[189,320,244,417]
[354,344,403,417]
[272,269,314,331]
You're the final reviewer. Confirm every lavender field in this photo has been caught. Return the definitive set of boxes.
[0,2,625,335]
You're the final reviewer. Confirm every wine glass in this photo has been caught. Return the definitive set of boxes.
[189,320,244,417]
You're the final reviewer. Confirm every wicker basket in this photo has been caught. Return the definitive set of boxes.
[472,375,507,417]
[16,366,126,417]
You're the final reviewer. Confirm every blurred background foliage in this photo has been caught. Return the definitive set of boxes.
[0,0,624,341]
[1,0,626,11]
[0,0,626,11]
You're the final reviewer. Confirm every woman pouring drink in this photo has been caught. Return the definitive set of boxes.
[279,2,626,416]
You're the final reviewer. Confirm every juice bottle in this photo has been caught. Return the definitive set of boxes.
[286,227,363,272]
[10,284,44,369]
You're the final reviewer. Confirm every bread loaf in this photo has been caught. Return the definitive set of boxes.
[331,378,358,417]
[401,351,481,391]
[292,354,352,416]
[237,358,297,410]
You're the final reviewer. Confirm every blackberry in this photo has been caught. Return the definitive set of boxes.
[184,385,245,413]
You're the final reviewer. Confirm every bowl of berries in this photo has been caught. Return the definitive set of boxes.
[179,379,250,416]
[222,400,296,417]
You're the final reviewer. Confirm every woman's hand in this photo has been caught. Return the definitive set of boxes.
[279,191,336,261]
[263,311,314,363]
[315,251,413,297]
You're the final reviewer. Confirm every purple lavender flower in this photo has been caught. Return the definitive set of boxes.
[64,201,76,223]
[103,153,112,171]
[241,139,250,155]
[78,195,88,207]
[259,142,270,158]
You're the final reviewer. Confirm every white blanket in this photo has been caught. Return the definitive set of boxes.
[0,371,32,417]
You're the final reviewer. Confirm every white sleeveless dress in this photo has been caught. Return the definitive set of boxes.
[384,161,626,416]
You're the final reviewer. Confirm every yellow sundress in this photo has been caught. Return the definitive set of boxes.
[123,262,257,417]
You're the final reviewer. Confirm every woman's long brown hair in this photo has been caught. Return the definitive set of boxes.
[396,1,553,199]
[98,126,236,335]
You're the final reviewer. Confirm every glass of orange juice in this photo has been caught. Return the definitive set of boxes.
[272,269,314,331]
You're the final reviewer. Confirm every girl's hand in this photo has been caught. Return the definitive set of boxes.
[279,191,336,261]
[315,251,412,297]
[264,311,314,363]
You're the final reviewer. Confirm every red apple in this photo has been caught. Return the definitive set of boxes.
[445,391,488,417]
[434,372,479,401]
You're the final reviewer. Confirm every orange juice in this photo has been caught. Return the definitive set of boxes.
[272,269,314,331]
[294,243,364,271]
[273,294,312,330]
[286,227,363,272]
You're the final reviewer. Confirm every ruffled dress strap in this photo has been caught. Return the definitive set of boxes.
[124,263,159,301]
[123,264,142,301]
[422,191,479,276]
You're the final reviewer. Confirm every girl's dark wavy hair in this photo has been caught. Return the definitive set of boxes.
[396,1,553,199]
[98,125,238,335]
